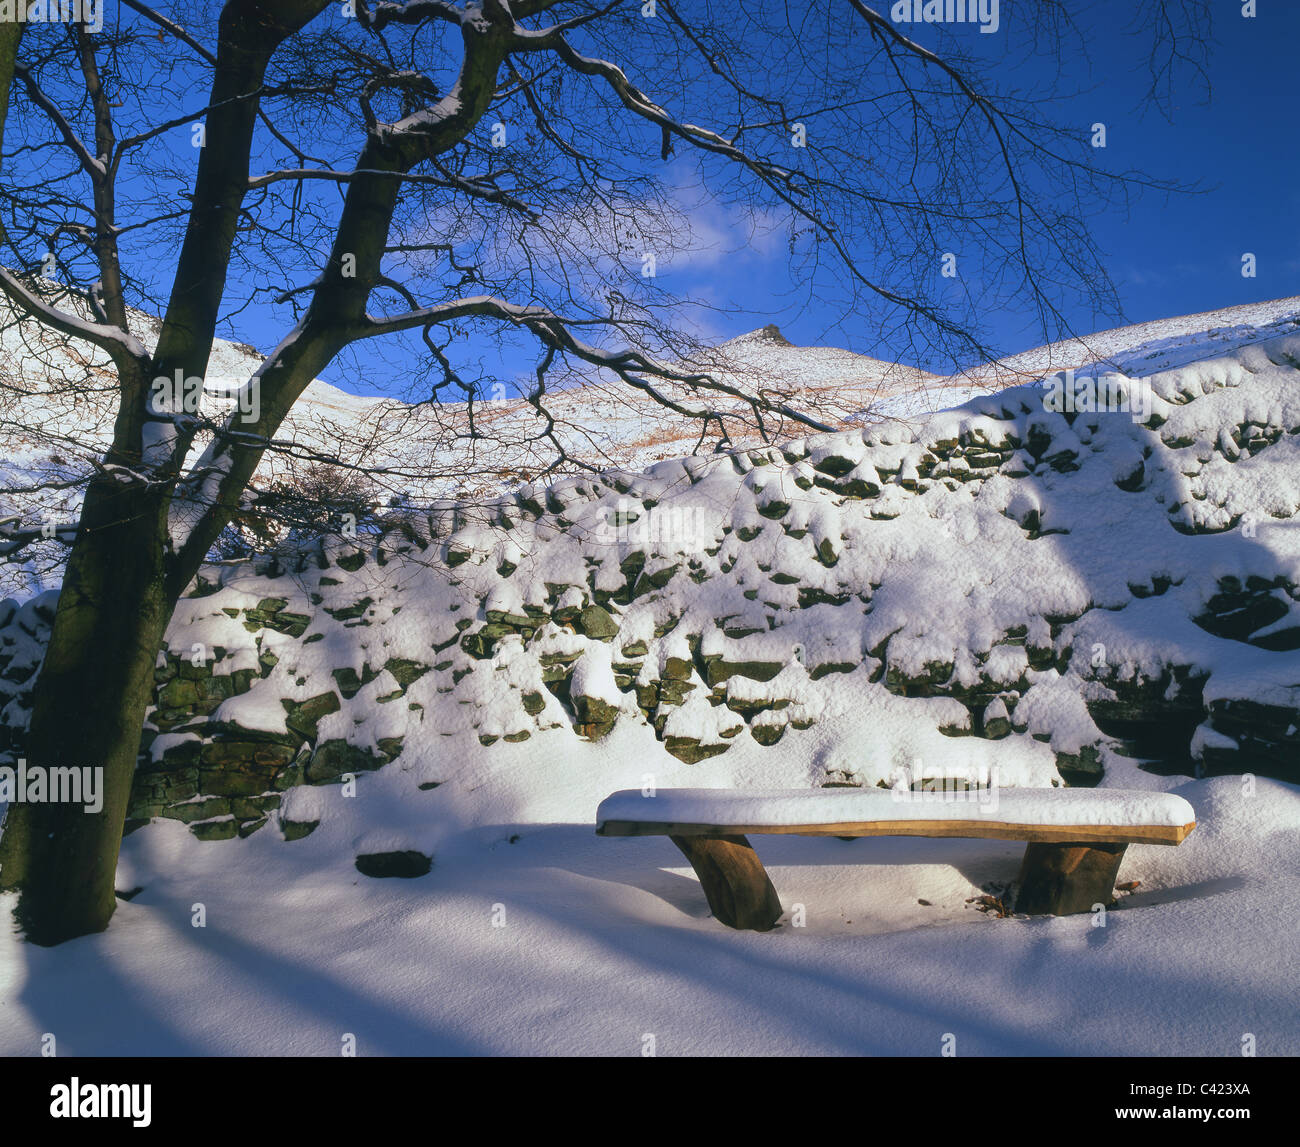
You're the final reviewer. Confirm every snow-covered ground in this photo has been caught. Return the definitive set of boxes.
[0,769,1292,1055]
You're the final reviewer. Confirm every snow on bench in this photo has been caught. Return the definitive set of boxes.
[596,787,1195,842]
[595,786,1197,931]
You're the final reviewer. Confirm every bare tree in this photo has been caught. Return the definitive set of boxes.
[0,0,1209,943]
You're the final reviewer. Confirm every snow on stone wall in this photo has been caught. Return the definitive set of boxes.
[1,334,1298,841]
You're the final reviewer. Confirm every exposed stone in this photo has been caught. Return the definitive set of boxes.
[574,603,620,640]
[332,665,377,698]
[1055,745,1104,787]
[809,660,856,681]
[633,564,679,596]
[750,724,787,746]
[244,607,310,636]
[326,596,373,621]
[306,739,387,783]
[811,453,857,478]
[161,796,232,823]
[664,736,729,764]
[281,817,320,842]
[757,498,790,520]
[282,691,342,740]
[1086,668,1206,765]
[705,658,784,687]
[190,817,240,841]
[572,693,619,740]
[355,850,432,878]
[1194,577,1300,650]
[656,678,697,706]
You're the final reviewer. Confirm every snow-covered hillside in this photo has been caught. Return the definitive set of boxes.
[5,294,1299,598]
[2,302,1299,1056]
[964,296,1300,386]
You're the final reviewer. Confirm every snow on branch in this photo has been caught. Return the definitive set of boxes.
[359,0,471,31]
[0,270,150,366]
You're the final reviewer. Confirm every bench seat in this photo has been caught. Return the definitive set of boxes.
[596,787,1197,931]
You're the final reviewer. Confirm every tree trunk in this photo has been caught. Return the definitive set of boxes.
[0,17,22,160]
[0,478,172,946]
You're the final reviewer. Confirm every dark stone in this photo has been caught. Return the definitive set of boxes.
[331,665,376,698]
[160,796,232,823]
[705,658,784,687]
[811,454,857,478]
[200,740,298,770]
[664,735,729,764]
[307,739,386,782]
[190,818,240,841]
[575,603,620,640]
[355,850,432,878]
[281,818,320,842]
[750,723,787,746]
[283,691,342,740]
[1055,745,1104,787]
[326,596,373,621]
[384,658,430,688]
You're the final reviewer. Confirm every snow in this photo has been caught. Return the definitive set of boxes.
[0,269,150,361]
[3,298,1300,1055]
[595,787,1198,830]
[0,773,1291,1055]
[569,642,622,708]
[4,291,1299,595]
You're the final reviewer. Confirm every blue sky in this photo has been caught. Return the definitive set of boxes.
[649,1,1300,372]
[109,1,1299,395]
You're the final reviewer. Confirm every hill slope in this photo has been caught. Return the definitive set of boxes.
[3,294,1299,598]
[3,308,1299,1058]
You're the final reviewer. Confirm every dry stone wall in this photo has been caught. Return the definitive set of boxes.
[1,335,1299,841]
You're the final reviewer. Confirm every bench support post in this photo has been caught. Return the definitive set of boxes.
[669,834,783,931]
[1016,841,1127,916]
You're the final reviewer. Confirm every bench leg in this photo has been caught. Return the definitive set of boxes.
[1016,841,1127,916]
[669,834,783,931]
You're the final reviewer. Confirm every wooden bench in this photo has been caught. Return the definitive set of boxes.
[595,787,1196,931]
